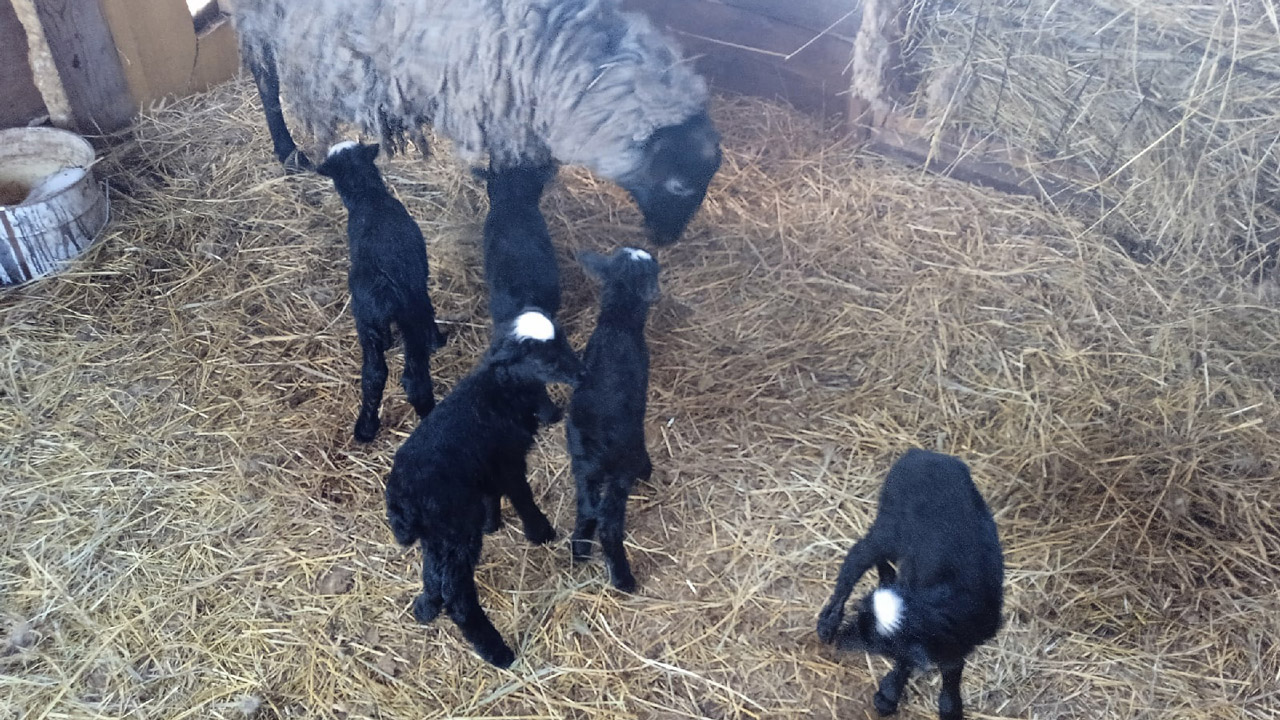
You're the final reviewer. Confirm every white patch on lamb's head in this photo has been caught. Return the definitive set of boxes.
[624,248,652,261]
[512,311,555,342]
[872,588,904,635]
[327,140,360,158]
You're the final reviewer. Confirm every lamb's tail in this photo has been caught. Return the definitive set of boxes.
[834,587,907,653]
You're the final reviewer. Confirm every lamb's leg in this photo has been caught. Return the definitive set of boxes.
[247,46,312,171]
[412,551,444,624]
[877,560,897,585]
[937,659,966,720]
[399,320,436,419]
[354,321,390,443]
[817,535,882,643]
[442,564,515,668]
[569,473,599,562]
[598,475,636,592]
[501,461,556,545]
[482,494,503,534]
[873,657,914,716]
[534,385,563,425]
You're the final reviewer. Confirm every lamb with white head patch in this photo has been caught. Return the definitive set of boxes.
[225,0,723,245]
[477,162,565,427]
[316,141,448,442]
[384,309,584,667]
[816,448,1004,720]
[565,247,660,592]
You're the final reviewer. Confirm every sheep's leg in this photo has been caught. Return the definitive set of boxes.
[412,552,444,624]
[354,320,390,443]
[937,659,966,720]
[247,46,312,171]
[817,535,882,643]
[598,475,636,592]
[873,657,914,716]
[569,475,599,562]
[399,320,436,419]
[442,564,515,668]
[482,494,503,534]
[501,462,556,545]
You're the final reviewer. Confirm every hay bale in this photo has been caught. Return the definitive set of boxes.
[900,0,1280,270]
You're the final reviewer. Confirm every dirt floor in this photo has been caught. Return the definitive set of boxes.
[3,80,1279,720]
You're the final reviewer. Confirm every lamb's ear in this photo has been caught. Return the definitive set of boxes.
[577,251,611,281]
[361,143,381,162]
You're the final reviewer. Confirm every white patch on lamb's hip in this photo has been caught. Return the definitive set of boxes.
[872,588,904,635]
[327,140,360,158]
[513,311,555,341]
[624,247,651,261]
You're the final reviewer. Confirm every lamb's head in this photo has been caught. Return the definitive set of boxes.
[315,140,383,192]
[618,112,721,246]
[489,309,585,388]
[579,247,661,303]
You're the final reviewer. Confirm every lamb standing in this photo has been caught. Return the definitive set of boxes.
[816,449,1004,720]
[384,309,584,668]
[478,163,564,425]
[225,0,723,245]
[565,248,660,592]
[316,141,447,442]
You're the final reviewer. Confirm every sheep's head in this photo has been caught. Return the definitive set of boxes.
[579,247,661,303]
[619,112,721,246]
[490,309,585,388]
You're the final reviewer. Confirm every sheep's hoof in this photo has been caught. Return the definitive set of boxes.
[570,539,593,562]
[873,690,901,717]
[411,594,442,624]
[354,416,379,443]
[478,642,515,669]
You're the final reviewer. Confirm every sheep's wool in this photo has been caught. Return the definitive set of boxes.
[872,588,904,635]
[624,248,652,261]
[226,0,709,180]
[327,140,360,158]
[513,312,555,342]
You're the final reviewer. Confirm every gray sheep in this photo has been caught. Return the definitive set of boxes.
[226,0,723,245]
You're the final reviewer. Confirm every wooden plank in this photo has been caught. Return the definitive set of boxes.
[31,0,135,133]
[625,0,853,89]
[0,0,47,128]
[716,0,861,41]
[677,33,849,119]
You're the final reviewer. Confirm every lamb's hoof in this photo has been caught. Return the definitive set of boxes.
[478,642,515,669]
[816,604,844,644]
[354,416,379,443]
[536,404,564,425]
[431,328,449,351]
[570,538,592,563]
[411,402,435,420]
[411,594,441,624]
[873,690,901,717]
[525,522,557,546]
[610,570,637,594]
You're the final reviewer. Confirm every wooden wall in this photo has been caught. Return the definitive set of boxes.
[0,0,47,129]
[624,0,859,120]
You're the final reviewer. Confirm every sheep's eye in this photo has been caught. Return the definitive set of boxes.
[664,177,694,197]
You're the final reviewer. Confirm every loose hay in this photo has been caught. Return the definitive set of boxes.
[3,78,1280,719]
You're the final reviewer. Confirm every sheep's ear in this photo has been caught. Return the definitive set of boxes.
[577,251,611,281]
[361,143,381,162]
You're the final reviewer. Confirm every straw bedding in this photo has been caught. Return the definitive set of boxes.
[2,78,1279,719]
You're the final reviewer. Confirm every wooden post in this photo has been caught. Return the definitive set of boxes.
[848,0,903,141]
[27,0,135,134]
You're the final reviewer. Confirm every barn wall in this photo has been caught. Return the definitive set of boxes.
[1,0,50,129]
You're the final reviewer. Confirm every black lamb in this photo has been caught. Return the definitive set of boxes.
[565,247,660,593]
[477,162,563,425]
[316,141,447,442]
[383,309,584,668]
[816,448,1005,720]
